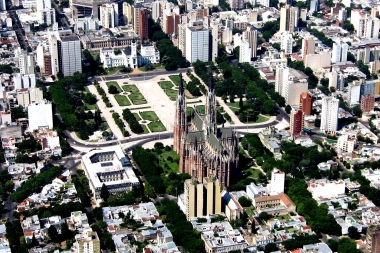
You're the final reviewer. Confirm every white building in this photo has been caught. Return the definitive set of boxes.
[331,39,348,63]
[100,42,160,69]
[337,134,356,153]
[13,74,36,89]
[307,179,345,199]
[17,87,43,108]
[100,3,118,28]
[242,25,257,58]
[27,100,53,131]
[239,39,251,63]
[17,49,35,75]
[320,96,339,133]
[351,10,380,39]
[185,26,210,63]
[269,168,285,195]
[275,65,308,105]
[60,35,82,77]
[347,81,361,105]
[81,147,139,200]
[281,32,293,55]
[275,63,289,95]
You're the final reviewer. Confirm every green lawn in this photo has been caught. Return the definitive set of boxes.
[106,81,122,92]
[165,89,178,101]
[196,105,205,114]
[253,115,269,123]
[158,81,174,89]
[140,111,159,121]
[187,107,194,116]
[152,149,179,173]
[244,206,255,217]
[85,103,98,110]
[122,84,139,93]
[169,75,182,86]
[148,121,166,132]
[105,67,121,75]
[133,113,141,121]
[128,92,147,105]
[250,169,264,178]
[114,95,131,106]
[141,124,150,134]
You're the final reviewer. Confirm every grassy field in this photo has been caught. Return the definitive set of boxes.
[129,92,147,105]
[169,75,181,86]
[85,103,98,110]
[187,107,194,116]
[251,115,269,123]
[152,149,179,173]
[114,95,131,106]
[122,85,139,93]
[158,81,174,89]
[148,121,166,132]
[105,67,121,75]
[106,81,122,92]
[165,89,177,100]
[141,124,150,134]
[140,111,159,121]
[133,113,141,121]
[244,206,255,217]
[196,105,205,114]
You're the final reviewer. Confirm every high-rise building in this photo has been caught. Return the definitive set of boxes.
[361,94,375,113]
[183,177,221,220]
[59,35,82,77]
[275,64,289,95]
[269,168,285,195]
[351,10,380,39]
[320,96,339,133]
[364,17,380,39]
[242,25,257,58]
[239,39,251,63]
[151,1,161,22]
[300,92,312,115]
[133,4,149,40]
[280,5,296,33]
[332,39,348,63]
[0,0,5,10]
[185,26,210,63]
[290,109,304,136]
[174,74,239,188]
[281,31,293,54]
[36,0,55,25]
[18,49,35,75]
[211,22,218,62]
[276,65,308,105]
[163,12,179,36]
[309,0,318,12]
[365,225,380,253]
[228,0,244,9]
[99,3,118,28]
[28,100,53,131]
[178,23,187,57]
[122,2,132,24]
[301,36,315,59]
[75,231,100,253]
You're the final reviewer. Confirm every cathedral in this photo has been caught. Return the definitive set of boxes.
[173,73,239,188]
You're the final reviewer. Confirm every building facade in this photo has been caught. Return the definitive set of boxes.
[332,39,348,63]
[365,225,380,253]
[320,96,339,133]
[28,100,53,131]
[280,5,295,33]
[185,26,210,63]
[300,92,312,115]
[361,94,375,113]
[290,109,303,136]
[174,74,239,188]
[99,3,118,28]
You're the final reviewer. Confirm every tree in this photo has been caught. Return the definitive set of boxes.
[238,196,252,207]
[348,226,361,240]
[259,212,272,221]
[48,225,59,242]
[285,105,292,114]
[144,182,155,198]
[83,93,97,104]
[108,85,119,94]
[264,243,278,253]
[352,105,363,118]
[100,184,110,202]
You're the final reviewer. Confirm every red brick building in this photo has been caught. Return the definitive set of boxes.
[138,8,149,41]
[290,110,304,136]
[361,94,375,113]
[173,74,239,188]
[300,92,312,115]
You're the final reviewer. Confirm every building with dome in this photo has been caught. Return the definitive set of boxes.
[99,40,160,69]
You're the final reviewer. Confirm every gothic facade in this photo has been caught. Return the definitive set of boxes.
[173,73,239,188]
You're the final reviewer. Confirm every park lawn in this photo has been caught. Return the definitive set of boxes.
[250,115,269,123]
[129,92,145,101]
[169,75,184,86]
[187,107,194,116]
[133,113,141,121]
[105,67,121,75]
[141,124,150,134]
[122,84,139,93]
[244,206,255,217]
[250,169,264,179]
[106,81,122,92]
[85,103,98,110]
[158,81,174,89]
[148,121,166,132]
[114,95,131,106]
[140,111,159,121]
[152,149,179,173]
[196,105,205,114]
[165,89,177,100]
[132,99,147,105]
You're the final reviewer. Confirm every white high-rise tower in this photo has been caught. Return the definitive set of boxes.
[320,96,339,133]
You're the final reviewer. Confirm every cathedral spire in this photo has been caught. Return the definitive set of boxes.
[209,71,214,92]
[179,73,184,95]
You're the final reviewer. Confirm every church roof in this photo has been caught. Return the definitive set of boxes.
[124,46,132,56]
[186,131,205,142]
[193,112,204,131]
[209,133,222,152]
[220,128,234,138]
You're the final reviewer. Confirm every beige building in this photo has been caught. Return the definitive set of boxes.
[304,52,331,71]
[75,231,100,253]
[280,5,295,33]
[253,193,296,216]
[183,178,221,220]
[122,2,133,24]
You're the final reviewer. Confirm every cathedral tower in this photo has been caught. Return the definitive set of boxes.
[173,73,187,155]
[205,72,217,134]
